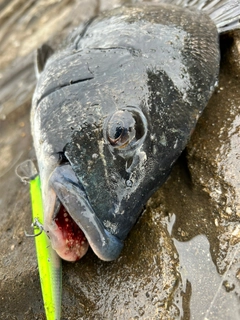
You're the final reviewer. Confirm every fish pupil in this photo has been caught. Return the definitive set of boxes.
[114,125,123,139]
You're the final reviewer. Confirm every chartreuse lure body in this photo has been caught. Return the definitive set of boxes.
[30,175,62,320]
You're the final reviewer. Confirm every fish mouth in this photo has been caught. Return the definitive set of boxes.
[46,165,123,262]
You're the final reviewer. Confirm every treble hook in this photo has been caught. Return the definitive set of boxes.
[25,218,44,237]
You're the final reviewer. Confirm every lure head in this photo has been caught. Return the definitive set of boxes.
[31,4,219,261]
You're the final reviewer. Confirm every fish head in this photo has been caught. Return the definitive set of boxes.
[32,47,171,262]
[32,9,219,261]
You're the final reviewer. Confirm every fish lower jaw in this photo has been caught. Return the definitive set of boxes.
[54,237,89,262]
[46,164,124,261]
[46,205,89,262]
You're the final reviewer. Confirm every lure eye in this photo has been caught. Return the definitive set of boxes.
[107,110,136,148]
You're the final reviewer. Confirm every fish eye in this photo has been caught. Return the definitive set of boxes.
[105,106,147,152]
[107,110,136,148]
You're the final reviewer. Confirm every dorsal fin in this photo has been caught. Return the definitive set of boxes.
[35,44,54,76]
[159,0,240,33]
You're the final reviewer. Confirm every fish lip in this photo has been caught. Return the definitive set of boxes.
[48,164,123,261]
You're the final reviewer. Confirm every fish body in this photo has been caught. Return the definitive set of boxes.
[31,1,240,261]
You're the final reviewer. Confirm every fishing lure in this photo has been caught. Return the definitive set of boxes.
[16,160,62,320]
[30,175,62,320]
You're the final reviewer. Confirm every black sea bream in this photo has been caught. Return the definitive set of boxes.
[31,0,240,261]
